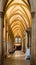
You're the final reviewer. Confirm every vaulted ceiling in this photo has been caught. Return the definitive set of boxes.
[4,0,32,39]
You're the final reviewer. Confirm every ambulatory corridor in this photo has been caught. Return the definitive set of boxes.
[3,0,31,65]
[0,0,36,65]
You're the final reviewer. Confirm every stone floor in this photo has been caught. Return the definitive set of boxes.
[4,51,30,65]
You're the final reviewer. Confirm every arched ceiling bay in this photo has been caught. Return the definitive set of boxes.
[4,0,32,38]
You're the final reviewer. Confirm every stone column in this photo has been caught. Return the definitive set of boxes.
[4,20,7,57]
[30,12,36,65]
[0,12,4,65]
[23,39,25,53]
[7,24,9,56]
[0,0,5,64]
[25,32,28,51]
[21,38,25,53]
[26,28,31,48]
[22,39,23,51]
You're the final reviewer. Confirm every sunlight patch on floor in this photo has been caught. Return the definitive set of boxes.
[7,51,26,60]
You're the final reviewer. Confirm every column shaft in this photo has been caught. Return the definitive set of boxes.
[4,21,7,57]
[0,12,4,65]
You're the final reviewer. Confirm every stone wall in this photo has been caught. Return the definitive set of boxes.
[30,0,36,12]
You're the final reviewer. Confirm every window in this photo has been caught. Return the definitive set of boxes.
[15,37,21,43]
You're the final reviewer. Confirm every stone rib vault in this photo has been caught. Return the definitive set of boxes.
[4,0,32,38]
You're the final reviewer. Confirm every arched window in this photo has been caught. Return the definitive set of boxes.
[15,37,21,43]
